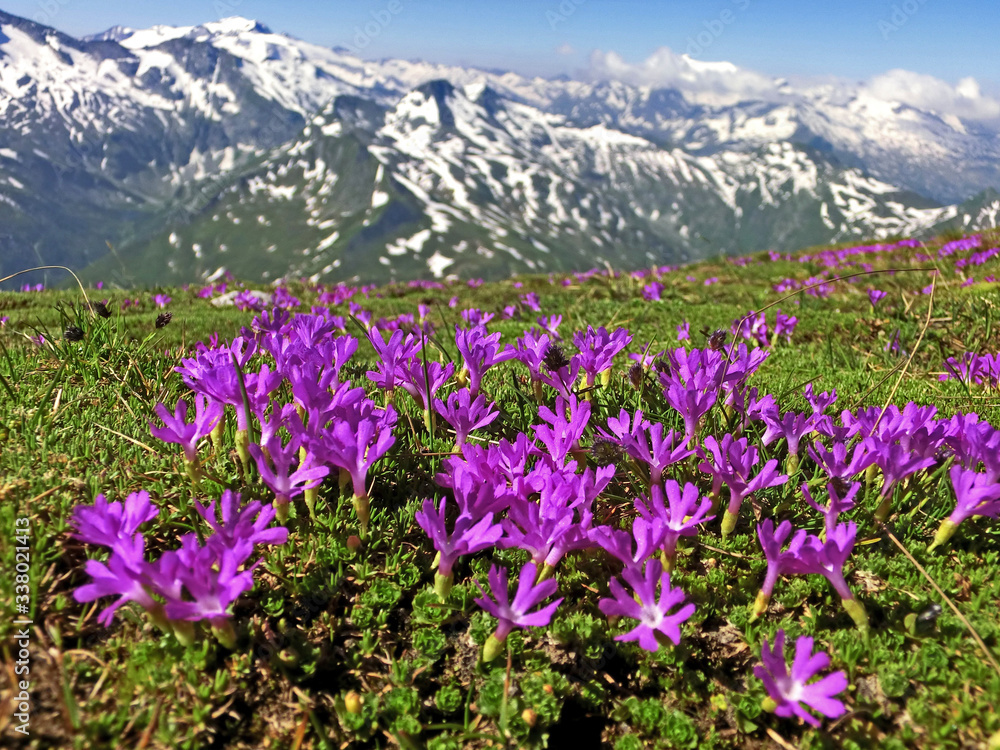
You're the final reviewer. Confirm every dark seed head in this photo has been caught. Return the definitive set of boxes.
[543,344,570,371]
[707,329,727,351]
[155,312,173,329]
[590,437,623,466]
[93,302,111,319]
[64,325,84,342]
[627,362,645,390]
[830,476,851,497]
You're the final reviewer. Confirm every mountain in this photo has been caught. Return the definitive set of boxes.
[1,11,998,286]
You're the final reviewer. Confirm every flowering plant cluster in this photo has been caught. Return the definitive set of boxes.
[55,232,1000,743]
[72,489,286,647]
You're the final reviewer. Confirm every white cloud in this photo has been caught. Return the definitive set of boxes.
[584,47,1000,121]
[556,42,575,56]
[862,69,1000,120]
[585,47,781,105]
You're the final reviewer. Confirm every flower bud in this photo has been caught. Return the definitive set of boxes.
[482,633,505,663]
[172,619,196,648]
[211,618,237,650]
[344,691,363,714]
[928,519,957,552]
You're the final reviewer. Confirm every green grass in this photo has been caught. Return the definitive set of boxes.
[1,233,1000,749]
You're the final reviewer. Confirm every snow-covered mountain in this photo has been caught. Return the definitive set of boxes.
[1,10,998,285]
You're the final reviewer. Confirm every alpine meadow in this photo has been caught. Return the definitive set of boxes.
[1,4,1000,750]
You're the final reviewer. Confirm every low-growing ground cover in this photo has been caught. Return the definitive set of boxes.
[1,232,999,749]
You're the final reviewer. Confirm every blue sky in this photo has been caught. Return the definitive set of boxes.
[4,0,997,87]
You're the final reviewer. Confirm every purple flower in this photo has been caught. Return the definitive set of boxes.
[871,442,937,499]
[248,434,329,510]
[520,292,542,312]
[195,490,288,550]
[71,490,158,568]
[804,521,860,602]
[930,465,1000,550]
[807,440,875,481]
[634,481,714,567]
[731,310,769,348]
[867,289,887,309]
[532,395,590,467]
[475,562,563,661]
[73,552,157,627]
[753,519,810,617]
[434,389,499,448]
[589,517,661,567]
[416,495,503,597]
[658,347,727,439]
[398,359,455,414]
[598,557,695,652]
[152,538,256,624]
[314,404,397,529]
[537,315,563,337]
[573,326,632,389]
[753,519,867,631]
[803,383,837,416]
[149,394,224,465]
[153,294,171,309]
[643,281,665,301]
[676,320,690,341]
[454,324,516,397]
[537,345,581,401]
[270,286,301,310]
[760,410,817,467]
[501,465,611,570]
[460,308,493,327]
[773,310,798,344]
[802,481,861,537]
[948,464,1000,524]
[699,434,788,537]
[754,631,848,727]
[513,329,551,385]
[234,289,266,312]
[366,329,421,394]
[625,418,694,486]
[884,329,904,356]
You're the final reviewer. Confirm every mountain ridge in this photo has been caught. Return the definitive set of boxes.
[1,11,998,286]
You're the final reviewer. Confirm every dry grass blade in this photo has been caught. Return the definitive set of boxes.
[0,265,94,314]
[93,423,159,454]
[873,274,935,432]
[722,265,935,384]
[877,520,1000,680]
[766,727,799,750]
[133,697,163,750]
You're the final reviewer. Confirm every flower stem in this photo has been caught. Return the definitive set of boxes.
[303,487,318,520]
[750,590,770,620]
[721,509,739,538]
[842,597,870,641]
[352,492,370,535]
[434,571,454,601]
